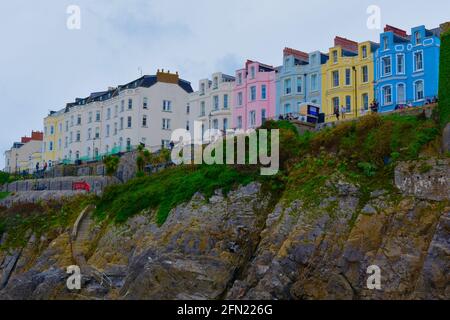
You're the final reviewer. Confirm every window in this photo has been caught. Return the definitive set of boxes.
[114,105,118,117]
[163,100,172,111]
[237,73,242,85]
[223,118,228,131]
[223,94,229,109]
[261,109,266,123]
[88,128,92,140]
[250,66,255,79]
[120,100,125,112]
[284,103,291,114]
[77,115,81,125]
[162,118,171,130]
[50,126,54,135]
[345,95,351,113]
[95,127,100,139]
[250,86,257,101]
[311,73,318,92]
[414,31,421,45]
[345,69,351,86]
[362,93,369,111]
[65,121,69,132]
[49,141,53,151]
[126,138,131,151]
[70,115,74,127]
[332,71,339,87]
[414,80,424,101]
[296,77,303,93]
[213,119,218,130]
[142,115,147,127]
[76,151,80,160]
[414,51,423,72]
[362,66,369,83]
[332,50,338,63]
[382,86,392,105]
[96,111,101,122]
[186,121,190,131]
[70,132,73,143]
[186,104,190,114]
[143,97,148,109]
[382,56,392,76]
[200,101,205,116]
[213,95,219,110]
[238,92,243,106]
[332,97,340,111]
[65,137,68,148]
[114,123,118,135]
[284,78,292,95]
[310,54,317,65]
[362,46,368,58]
[120,117,124,130]
[383,36,388,50]
[237,116,242,129]
[106,125,110,137]
[107,108,111,120]
[213,77,218,89]
[396,54,405,74]
[128,98,133,110]
[76,131,80,142]
[397,83,406,104]
[127,116,132,128]
[200,83,205,95]
[249,111,256,127]
[261,85,267,99]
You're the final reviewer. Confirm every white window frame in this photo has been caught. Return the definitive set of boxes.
[413,50,424,72]
[397,83,406,104]
[396,53,405,75]
[382,85,393,106]
[414,80,425,102]
[381,55,392,77]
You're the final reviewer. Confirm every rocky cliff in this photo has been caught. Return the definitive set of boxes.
[0,158,448,300]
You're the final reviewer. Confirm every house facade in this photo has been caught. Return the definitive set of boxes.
[3,131,43,174]
[276,47,328,116]
[232,60,277,131]
[43,109,65,165]
[321,37,379,122]
[43,70,193,164]
[188,72,235,140]
[374,25,441,112]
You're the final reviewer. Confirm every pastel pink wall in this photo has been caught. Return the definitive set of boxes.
[232,60,276,131]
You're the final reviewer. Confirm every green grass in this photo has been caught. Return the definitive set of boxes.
[95,164,260,225]
[0,192,10,201]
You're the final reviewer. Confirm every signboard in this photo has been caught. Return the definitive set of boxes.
[72,181,91,192]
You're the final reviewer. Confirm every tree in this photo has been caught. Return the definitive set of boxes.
[103,156,120,176]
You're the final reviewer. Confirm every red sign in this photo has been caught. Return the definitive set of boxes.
[72,181,91,192]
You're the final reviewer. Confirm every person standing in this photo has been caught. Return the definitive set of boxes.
[340,105,346,119]
[43,161,47,172]
[334,105,340,121]
[35,162,39,173]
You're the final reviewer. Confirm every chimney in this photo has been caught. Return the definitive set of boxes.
[283,47,309,61]
[334,36,358,53]
[31,131,43,141]
[156,69,179,84]
[384,25,408,38]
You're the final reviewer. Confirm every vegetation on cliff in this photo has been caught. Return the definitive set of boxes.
[439,29,450,128]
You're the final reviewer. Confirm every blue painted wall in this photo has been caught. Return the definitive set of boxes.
[374,25,440,112]
[276,51,329,116]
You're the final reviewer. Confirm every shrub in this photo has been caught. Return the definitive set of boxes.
[103,155,120,176]
[439,30,450,128]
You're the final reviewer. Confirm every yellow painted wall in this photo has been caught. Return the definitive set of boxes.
[43,113,63,164]
[321,41,376,122]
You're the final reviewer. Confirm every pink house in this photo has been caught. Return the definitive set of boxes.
[232,60,277,131]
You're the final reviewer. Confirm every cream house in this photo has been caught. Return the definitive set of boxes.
[188,72,235,140]
[49,70,193,163]
[3,131,43,174]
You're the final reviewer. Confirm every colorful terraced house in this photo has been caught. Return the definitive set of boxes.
[276,47,329,117]
[232,60,277,131]
[43,109,65,166]
[321,37,379,122]
[374,25,441,112]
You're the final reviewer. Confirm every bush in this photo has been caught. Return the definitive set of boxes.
[439,30,450,128]
[103,156,120,176]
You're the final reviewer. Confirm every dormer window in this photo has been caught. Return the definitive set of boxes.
[415,31,422,45]
[362,46,367,58]
[383,36,388,50]
[332,50,338,63]
[200,83,205,95]
[213,76,218,89]
[310,54,317,65]
[250,66,256,79]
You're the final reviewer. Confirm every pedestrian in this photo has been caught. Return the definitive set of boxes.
[334,105,340,121]
[340,105,346,119]
[43,161,47,171]
[35,162,39,173]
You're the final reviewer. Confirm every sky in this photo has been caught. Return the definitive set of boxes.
[0,0,449,169]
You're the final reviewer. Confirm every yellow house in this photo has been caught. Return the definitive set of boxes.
[321,37,379,122]
[43,109,64,165]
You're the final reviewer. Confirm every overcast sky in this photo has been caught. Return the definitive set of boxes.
[0,0,449,169]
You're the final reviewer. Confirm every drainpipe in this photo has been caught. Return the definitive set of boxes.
[353,66,358,118]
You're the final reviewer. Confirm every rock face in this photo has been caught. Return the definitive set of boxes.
[0,159,449,300]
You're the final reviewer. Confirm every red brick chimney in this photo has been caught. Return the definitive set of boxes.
[334,36,358,53]
[21,131,43,143]
[384,25,408,38]
[283,47,309,61]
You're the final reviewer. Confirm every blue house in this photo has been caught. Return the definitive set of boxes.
[276,47,329,117]
[374,25,441,112]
